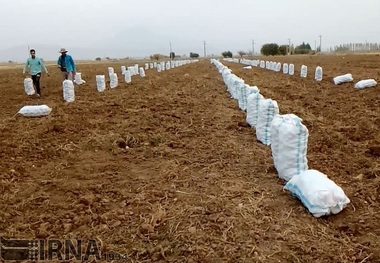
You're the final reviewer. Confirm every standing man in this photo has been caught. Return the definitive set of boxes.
[57,48,76,81]
[23,49,49,97]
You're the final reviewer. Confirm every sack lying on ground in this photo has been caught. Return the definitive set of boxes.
[18,105,52,117]
[333,74,353,85]
[284,169,350,218]
[354,79,377,89]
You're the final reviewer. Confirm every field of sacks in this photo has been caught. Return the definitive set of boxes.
[0,54,379,262]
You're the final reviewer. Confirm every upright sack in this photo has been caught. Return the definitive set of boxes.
[96,75,106,92]
[270,114,309,181]
[24,78,35,95]
[246,92,264,127]
[256,99,279,145]
[63,80,75,102]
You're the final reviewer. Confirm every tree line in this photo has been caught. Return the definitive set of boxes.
[220,42,314,58]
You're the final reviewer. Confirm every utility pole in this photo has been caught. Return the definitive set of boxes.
[251,40,255,56]
[288,38,291,55]
[203,41,207,58]
[319,35,322,53]
[169,41,173,60]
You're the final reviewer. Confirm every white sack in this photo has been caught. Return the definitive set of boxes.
[289,64,295,75]
[256,99,279,145]
[139,67,146,77]
[74,73,86,85]
[18,105,52,117]
[300,65,307,78]
[121,66,126,75]
[96,75,106,92]
[246,92,264,127]
[63,80,75,102]
[124,70,132,83]
[276,62,281,72]
[315,66,323,81]
[354,79,377,89]
[24,77,35,95]
[333,74,353,85]
[108,67,114,76]
[284,169,350,218]
[270,114,309,181]
[110,73,118,88]
[283,63,289,74]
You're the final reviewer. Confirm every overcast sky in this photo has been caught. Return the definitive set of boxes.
[0,0,379,60]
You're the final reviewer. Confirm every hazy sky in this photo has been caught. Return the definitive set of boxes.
[0,0,379,60]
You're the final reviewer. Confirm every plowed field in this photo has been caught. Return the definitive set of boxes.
[0,54,379,262]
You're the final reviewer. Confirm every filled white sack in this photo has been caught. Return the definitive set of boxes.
[121,66,126,75]
[237,84,248,111]
[96,75,106,92]
[124,70,132,83]
[108,67,114,76]
[243,66,252,69]
[63,80,75,102]
[256,99,279,145]
[284,169,350,218]
[333,73,353,85]
[354,79,377,89]
[276,62,281,72]
[315,66,323,81]
[246,92,264,127]
[24,77,35,95]
[289,64,295,75]
[18,105,52,117]
[271,114,309,181]
[300,65,307,78]
[283,63,289,74]
[74,72,86,85]
[110,73,118,88]
[139,67,146,77]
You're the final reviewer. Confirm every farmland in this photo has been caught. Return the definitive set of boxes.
[0,54,380,262]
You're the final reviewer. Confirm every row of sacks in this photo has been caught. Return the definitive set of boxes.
[121,60,199,74]
[235,58,378,89]
[211,58,350,218]
[97,60,199,92]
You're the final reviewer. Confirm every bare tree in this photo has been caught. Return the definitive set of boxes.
[237,50,247,58]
